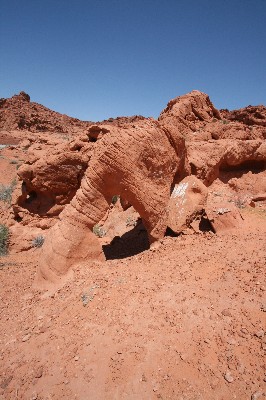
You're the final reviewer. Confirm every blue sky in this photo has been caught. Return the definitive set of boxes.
[1,0,265,121]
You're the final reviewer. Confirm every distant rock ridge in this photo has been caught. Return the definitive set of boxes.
[0,91,93,134]
[220,105,266,127]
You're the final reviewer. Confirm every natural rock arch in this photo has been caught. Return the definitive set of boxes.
[37,119,186,284]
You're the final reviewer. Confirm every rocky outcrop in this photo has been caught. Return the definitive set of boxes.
[205,192,244,233]
[187,140,266,185]
[37,218,105,284]
[159,91,266,185]
[159,91,266,142]
[1,89,264,285]
[11,137,94,228]
[159,90,221,141]
[221,105,266,128]
[38,118,186,283]
[0,91,92,134]
[167,176,208,233]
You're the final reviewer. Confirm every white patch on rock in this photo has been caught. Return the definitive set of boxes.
[216,208,231,215]
[172,182,189,199]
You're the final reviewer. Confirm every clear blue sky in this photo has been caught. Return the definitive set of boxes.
[1,0,265,121]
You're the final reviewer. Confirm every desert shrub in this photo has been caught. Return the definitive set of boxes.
[126,216,137,227]
[111,195,120,205]
[234,197,245,209]
[32,235,45,248]
[93,224,106,238]
[0,179,16,204]
[0,224,9,256]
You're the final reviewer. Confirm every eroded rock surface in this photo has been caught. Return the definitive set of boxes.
[0,91,92,133]
[205,191,244,233]
[159,90,221,141]
[38,118,185,283]
[1,90,265,284]
[168,176,208,234]
[13,140,92,223]
[187,139,266,185]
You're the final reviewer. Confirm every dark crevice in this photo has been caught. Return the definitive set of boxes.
[165,227,179,237]
[199,215,215,233]
[220,159,265,172]
[18,191,56,216]
[219,160,265,184]
[25,191,37,204]
[190,163,197,176]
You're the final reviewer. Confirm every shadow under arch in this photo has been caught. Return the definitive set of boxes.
[102,219,150,260]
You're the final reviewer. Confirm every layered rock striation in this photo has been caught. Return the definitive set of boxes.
[1,90,265,284]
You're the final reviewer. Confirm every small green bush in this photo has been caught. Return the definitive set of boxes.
[234,197,245,209]
[126,216,137,227]
[93,224,106,238]
[111,195,120,205]
[32,235,45,248]
[0,225,9,256]
[0,179,16,204]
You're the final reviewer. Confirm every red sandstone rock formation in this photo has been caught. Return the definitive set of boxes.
[37,118,186,283]
[167,176,208,233]
[159,91,266,184]
[187,139,266,185]
[0,91,92,134]
[158,90,222,141]
[1,90,265,284]
[221,105,266,128]
[13,139,92,224]
[205,191,244,233]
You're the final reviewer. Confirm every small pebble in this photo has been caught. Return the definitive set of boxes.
[22,334,31,342]
[239,327,249,338]
[237,363,245,374]
[227,337,237,345]
[224,371,234,383]
[222,309,232,317]
[74,356,79,361]
[141,374,147,382]
[254,330,264,338]
[260,303,266,312]
[34,367,43,379]
[251,391,263,400]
